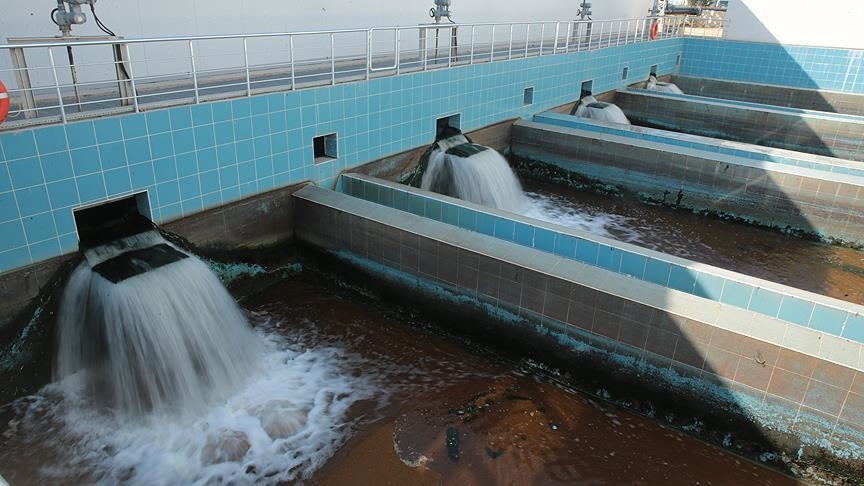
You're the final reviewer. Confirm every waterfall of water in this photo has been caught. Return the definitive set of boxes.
[646,75,684,94]
[573,96,631,125]
[55,230,263,416]
[421,141,526,213]
[4,229,378,484]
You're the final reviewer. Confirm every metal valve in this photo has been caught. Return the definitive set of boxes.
[54,0,98,36]
[430,0,452,23]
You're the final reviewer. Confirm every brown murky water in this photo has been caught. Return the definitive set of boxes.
[4,176,857,484]
[0,269,806,485]
[246,277,799,485]
[524,179,864,306]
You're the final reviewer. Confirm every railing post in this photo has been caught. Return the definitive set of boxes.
[47,47,66,123]
[598,22,604,49]
[423,27,429,71]
[366,29,372,80]
[524,24,530,57]
[539,23,545,56]
[553,22,560,52]
[447,27,451,67]
[289,35,296,90]
[243,37,251,96]
[564,21,571,52]
[126,46,140,112]
[508,24,513,60]
[490,25,495,62]
[9,47,37,119]
[469,25,475,64]
[396,28,402,74]
[330,33,336,85]
[189,40,199,104]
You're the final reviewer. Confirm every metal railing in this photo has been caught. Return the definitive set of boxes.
[0,16,714,130]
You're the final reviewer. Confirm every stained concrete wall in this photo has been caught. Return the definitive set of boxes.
[511,119,864,245]
[671,76,864,116]
[612,89,864,161]
[293,183,864,462]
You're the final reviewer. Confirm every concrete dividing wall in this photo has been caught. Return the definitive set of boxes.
[293,183,864,461]
[533,112,864,178]
[612,89,864,161]
[511,118,864,246]
[671,76,864,116]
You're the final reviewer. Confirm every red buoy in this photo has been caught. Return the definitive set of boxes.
[0,81,10,125]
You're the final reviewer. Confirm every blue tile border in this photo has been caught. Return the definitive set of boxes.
[341,172,864,344]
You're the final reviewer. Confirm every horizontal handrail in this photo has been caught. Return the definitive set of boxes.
[0,15,721,130]
[0,18,672,49]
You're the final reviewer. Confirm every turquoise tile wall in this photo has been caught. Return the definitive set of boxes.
[342,174,864,345]
[0,39,683,273]
[681,38,864,94]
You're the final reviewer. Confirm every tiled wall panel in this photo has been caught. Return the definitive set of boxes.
[681,38,864,94]
[0,40,684,274]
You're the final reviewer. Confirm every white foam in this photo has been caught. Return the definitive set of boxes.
[523,191,708,260]
[2,316,380,485]
[646,75,684,94]
[574,100,631,125]
[523,192,642,243]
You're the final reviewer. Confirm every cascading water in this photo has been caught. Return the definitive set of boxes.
[572,95,631,125]
[1,228,378,484]
[646,74,684,94]
[55,230,263,416]
[421,139,527,213]
[418,133,643,242]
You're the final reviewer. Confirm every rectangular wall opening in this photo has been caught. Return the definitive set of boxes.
[650,64,658,76]
[73,192,152,250]
[675,54,681,66]
[435,114,462,140]
[523,87,535,105]
[622,67,629,80]
[313,133,338,163]
[580,80,593,97]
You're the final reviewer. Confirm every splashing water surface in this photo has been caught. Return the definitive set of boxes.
[1,232,379,485]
